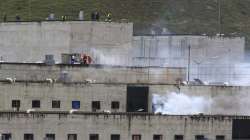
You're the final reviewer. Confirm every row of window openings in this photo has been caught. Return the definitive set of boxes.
[12,100,120,110]
[0,134,226,140]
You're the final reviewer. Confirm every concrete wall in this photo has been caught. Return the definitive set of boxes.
[0,21,246,83]
[0,112,235,140]
[0,21,133,63]
[0,21,245,69]
[0,82,250,115]
[132,36,244,67]
[0,63,186,84]
[0,83,126,112]
[132,36,245,83]
[0,22,70,63]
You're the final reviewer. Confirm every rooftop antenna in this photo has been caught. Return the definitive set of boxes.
[218,0,222,35]
[187,45,191,83]
[28,0,31,21]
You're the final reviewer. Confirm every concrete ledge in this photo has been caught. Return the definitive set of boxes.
[0,111,248,118]
[0,80,243,87]
[0,63,186,84]
[0,62,185,69]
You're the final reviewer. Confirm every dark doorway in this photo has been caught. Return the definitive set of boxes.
[127,86,149,112]
[233,119,250,140]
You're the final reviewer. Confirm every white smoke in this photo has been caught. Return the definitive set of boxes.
[153,91,250,115]
[230,63,250,86]
[152,93,212,115]
[90,48,129,66]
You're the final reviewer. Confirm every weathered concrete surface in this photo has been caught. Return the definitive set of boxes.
[133,36,245,67]
[0,21,245,69]
[0,21,133,63]
[0,83,126,112]
[0,82,250,115]
[0,112,234,140]
[132,36,245,83]
[0,63,186,84]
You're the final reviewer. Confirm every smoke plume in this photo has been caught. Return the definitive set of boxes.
[152,93,212,115]
[152,92,250,115]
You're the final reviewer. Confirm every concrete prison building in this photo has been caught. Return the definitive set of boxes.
[0,21,248,140]
[0,77,250,140]
[0,21,245,84]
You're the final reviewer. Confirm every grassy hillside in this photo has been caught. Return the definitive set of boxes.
[0,0,250,39]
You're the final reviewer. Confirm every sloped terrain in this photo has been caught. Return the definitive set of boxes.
[0,0,250,43]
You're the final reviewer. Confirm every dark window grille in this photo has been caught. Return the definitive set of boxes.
[32,100,40,108]
[24,133,34,140]
[111,101,119,109]
[12,100,20,108]
[89,134,99,140]
[92,101,100,111]
[52,100,60,108]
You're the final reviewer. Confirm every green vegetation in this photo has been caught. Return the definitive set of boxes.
[0,0,250,39]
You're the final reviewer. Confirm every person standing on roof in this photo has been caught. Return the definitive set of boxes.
[91,11,100,21]
[15,15,21,21]
[106,13,112,22]
[61,15,66,21]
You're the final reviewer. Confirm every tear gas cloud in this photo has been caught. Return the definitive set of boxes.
[230,63,250,86]
[152,92,250,115]
[152,93,212,115]
[90,48,129,66]
[89,36,250,86]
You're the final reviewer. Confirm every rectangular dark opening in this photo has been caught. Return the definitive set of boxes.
[24,133,34,140]
[32,100,40,108]
[2,133,11,140]
[132,135,141,140]
[153,134,162,140]
[175,135,184,140]
[233,119,250,139]
[46,134,55,140]
[127,86,148,112]
[72,101,80,109]
[12,100,20,109]
[111,134,120,140]
[89,134,99,140]
[52,100,60,108]
[195,135,204,140]
[68,134,77,140]
[216,135,225,140]
[111,101,120,109]
[92,101,100,111]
